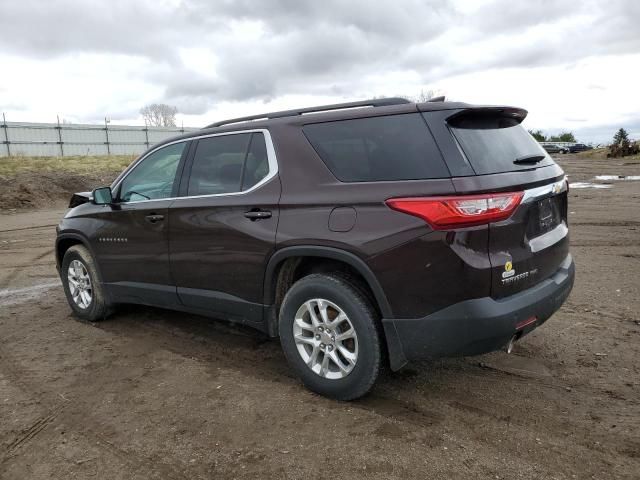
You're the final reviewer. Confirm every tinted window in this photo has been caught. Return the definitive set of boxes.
[188,134,252,196]
[119,142,185,202]
[188,133,271,196]
[450,113,555,175]
[242,133,270,190]
[303,113,449,182]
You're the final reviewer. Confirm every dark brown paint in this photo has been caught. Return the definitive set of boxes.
[56,99,574,366]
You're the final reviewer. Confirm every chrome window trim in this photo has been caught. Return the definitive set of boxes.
[111,129,278,204]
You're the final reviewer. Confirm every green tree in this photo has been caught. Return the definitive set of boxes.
[549,132,576,143]
[528,129,546,142]
[612,128,629,145]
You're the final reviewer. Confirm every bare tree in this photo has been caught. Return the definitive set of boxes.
[414,88,438,102]
[372,89,443,103]
[140,103,178,127]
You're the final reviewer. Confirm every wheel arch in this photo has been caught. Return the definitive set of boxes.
[263,246,392,318]
[55,233,107,290]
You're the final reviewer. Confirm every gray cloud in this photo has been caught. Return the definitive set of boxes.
[457,0,640,72]
[467,0,577,34]
[0,0,185,59]
[1,0,638,110]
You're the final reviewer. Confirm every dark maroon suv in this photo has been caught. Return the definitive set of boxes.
[55,98,574,400]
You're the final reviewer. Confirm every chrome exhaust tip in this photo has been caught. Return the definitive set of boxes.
[505,335,517,354]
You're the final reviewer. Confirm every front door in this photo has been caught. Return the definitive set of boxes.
[93,141,189,306]
[168,130,280,327]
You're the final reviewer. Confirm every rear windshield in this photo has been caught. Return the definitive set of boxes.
[449,112,555,175]
[303,113,449,182]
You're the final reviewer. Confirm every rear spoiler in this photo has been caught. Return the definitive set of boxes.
[446,106,528,125]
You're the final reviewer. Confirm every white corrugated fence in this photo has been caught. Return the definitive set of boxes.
[0,118,198,157]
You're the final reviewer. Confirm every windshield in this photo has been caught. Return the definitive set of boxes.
[450,113,555,175]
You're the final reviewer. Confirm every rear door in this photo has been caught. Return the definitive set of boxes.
[427,108,569,298]
[168,130,280,327]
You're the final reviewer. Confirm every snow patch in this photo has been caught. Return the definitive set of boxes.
[594,175,640,181]
[569,182,612,189]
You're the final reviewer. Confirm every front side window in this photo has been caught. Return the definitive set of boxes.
[118,142,185,202]
[187,132,270,196]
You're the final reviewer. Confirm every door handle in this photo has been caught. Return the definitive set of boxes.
[145,214,165,223]
[244,210,272,220]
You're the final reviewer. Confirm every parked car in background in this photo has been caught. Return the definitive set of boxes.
[568,143,592,153]
[55,98,574,400]
[542,144,562,154]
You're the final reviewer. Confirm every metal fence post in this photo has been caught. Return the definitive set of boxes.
[144,125,150,149]
[2,112,10,157]
[56,115,64,156]
[104,117,111,155]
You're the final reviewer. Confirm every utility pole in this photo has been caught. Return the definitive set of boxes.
[104,117,111,155]
[144,118,149,149]
[56,115,64,156]
[2,112,10,157]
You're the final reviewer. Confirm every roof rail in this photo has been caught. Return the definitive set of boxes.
[427,96,446,102]
[205,97,411,128]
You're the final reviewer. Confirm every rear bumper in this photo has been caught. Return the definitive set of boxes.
[382,254,575,371]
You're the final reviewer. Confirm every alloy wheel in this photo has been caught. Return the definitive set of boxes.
[67,259,93,309]
[293,298,358,379]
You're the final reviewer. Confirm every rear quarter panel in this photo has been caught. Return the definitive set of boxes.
[271,124,493,319]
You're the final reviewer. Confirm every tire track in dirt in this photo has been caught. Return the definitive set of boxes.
[0,224,58,234]
[571,241,638,247]
[97,312,295,385]
[571,221,640,227]
[0,248,55,289]
[0,341,69,466]
[0,342,193,480]
[2,411,61,462]
[55,411,192,480]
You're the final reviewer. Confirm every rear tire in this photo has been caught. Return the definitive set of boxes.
[61,245,110,322]
[279,273,381,400]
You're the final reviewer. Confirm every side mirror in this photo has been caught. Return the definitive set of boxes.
[92,187,113,205]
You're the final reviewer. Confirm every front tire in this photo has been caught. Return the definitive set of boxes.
[61,245,110,322]
[279,274,381,400]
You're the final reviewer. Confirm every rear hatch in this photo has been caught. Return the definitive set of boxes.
[444,108,569,298]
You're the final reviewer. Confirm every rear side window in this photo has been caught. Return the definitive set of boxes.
[187,132,270,196]
[303,113,449,182]
[242,133,270,190]
[449,112,555,175]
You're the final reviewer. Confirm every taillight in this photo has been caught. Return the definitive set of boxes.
[386,192,524,230]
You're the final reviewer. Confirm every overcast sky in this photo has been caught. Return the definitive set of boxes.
[0,0,638,143]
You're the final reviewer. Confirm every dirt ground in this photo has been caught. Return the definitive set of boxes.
[0,153,638,479]
[0,171,120,210]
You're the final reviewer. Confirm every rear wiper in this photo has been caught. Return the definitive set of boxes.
[513,154,545,165]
